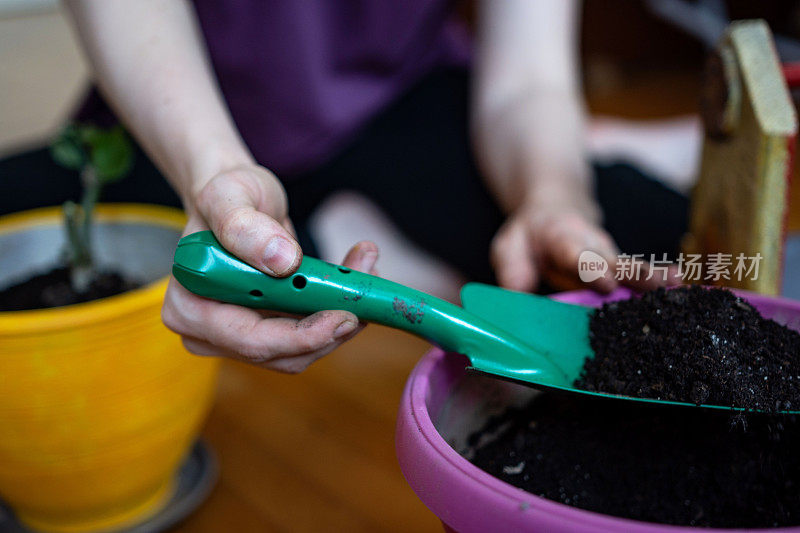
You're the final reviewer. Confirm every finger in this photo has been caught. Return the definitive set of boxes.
[666,265,684,286]
[537,267,585,292]
[574,249,618,294]
[544,229,619,294]
[620,260,664,292]
[196,171,301,277]
[181,317,362,362]
[240,311,363,365]
[181,323,363,374]
[341,241,379,274]
[162,279,360,364]
[181,336,229,357]
[183,214,210,235]
[491,220,539,292]
[262,324,363,373]
[617,260,682,292]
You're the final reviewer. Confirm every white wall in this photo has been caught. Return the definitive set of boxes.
[0,6,87,155]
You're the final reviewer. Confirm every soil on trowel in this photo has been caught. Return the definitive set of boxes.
[0,266,140,311]
[575,286,800,412]
[468,393,800,528]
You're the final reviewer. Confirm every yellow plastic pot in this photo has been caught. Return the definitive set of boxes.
[0,205,220,532]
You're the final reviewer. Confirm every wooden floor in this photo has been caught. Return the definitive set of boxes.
[171,326,441,532]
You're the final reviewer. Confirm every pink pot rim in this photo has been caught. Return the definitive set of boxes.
[396,288,800,532]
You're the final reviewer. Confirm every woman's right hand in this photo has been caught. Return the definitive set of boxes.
[66,2,376,372]
[161,164,378,373]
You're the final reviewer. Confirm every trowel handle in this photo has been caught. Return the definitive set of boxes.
[172,231,472,351]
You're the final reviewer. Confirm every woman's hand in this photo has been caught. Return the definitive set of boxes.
[472,0,675,293]
[491,203,680,294]
[475,91,682,294]
[161,164,378,373]
[66,2,377,371]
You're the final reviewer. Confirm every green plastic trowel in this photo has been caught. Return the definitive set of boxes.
[172,230,796,414]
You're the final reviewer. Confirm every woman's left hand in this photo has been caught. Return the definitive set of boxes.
[490,202,680,294]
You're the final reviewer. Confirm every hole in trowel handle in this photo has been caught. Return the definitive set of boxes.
[249,289,263,297]
[292,275,307,289]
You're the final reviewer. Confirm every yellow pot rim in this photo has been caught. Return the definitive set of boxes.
[0,204,186,335]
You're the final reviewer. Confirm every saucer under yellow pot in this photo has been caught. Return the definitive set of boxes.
[0,205,220,532]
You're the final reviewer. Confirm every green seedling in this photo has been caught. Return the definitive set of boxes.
[50,123,133,292]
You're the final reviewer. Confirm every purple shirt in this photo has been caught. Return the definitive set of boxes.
[190,1,470,176]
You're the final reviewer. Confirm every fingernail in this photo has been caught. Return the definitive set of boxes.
[359,250,378,272]
[263,236,297,275]
[334,319,358,338]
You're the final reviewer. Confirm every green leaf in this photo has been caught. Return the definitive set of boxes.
[50,126,86,170]
[86,126,134,183]
[51,123,135,182]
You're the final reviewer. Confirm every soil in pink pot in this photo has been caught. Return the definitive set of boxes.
[577,286,800,412]
[469,392,800,528]
[468,286,800,528]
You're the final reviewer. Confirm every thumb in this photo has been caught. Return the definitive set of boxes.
[197,172,301,277]
[490,220,538,292]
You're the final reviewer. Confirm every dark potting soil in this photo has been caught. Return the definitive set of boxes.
[468,393,800,528]
[575,286,800,412]
[0,266,140,311]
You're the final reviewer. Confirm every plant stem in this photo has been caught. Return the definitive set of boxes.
[63,166,101,293]
[80,166,100,263]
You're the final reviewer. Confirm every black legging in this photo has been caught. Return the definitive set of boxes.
[0,68,688,285]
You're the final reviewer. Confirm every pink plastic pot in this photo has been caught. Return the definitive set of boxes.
[396,288,800,532]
